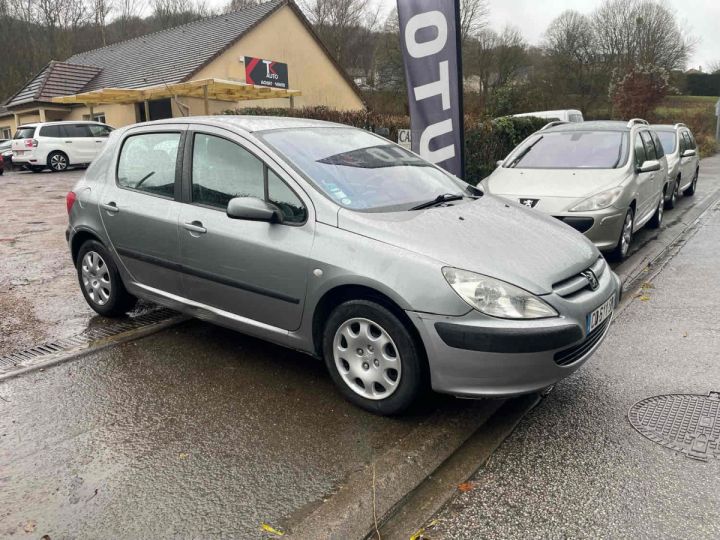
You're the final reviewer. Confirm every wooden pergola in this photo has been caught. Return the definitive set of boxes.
[52,78,302,116]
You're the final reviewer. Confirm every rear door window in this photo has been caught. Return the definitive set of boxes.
[681,132,693,151]
[117,132,180,198]
[65,124,93,138]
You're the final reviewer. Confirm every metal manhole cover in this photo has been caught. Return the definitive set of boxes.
[628,392,720,461]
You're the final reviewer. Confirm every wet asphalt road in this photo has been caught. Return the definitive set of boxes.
[0,320,492,538]
[428,168,720,537]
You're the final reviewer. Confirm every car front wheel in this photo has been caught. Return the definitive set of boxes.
[322,299,426,415]
[76,240,136,317]
[665,177,679,209]
[683,169,698,196]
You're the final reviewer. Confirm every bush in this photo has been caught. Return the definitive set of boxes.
[225,107,548,184]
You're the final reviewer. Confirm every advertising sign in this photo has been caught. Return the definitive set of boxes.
[244,56,289,89]
[397,0,465,178]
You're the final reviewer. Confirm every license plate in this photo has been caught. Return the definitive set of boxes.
[586,296,614,334]
[14,150,24,155]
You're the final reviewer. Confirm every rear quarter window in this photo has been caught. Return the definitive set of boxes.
[14,127,36,139]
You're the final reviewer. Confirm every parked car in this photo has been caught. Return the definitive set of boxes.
[66,117,621,415]
[12,121,113,173]
[484,119,669,261]
[0,140,12,170]
[513,109,584,123]
[651,123,700,209]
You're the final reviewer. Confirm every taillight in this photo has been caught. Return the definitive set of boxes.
[66,191,77,214]
[24,139,38,148]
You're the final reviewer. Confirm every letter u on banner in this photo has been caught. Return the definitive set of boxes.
[397,0,465,179]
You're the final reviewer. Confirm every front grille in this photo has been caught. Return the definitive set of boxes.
[555,216,595,233]
[554,317,611,366]
[552,257,606,298]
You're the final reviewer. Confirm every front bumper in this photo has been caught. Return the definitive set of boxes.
[554,207,625,251]
[408,268,621,398]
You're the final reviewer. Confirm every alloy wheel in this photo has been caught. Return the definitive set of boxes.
[50,153,68,171]
[333,317,402,400]
[81,251,112,306]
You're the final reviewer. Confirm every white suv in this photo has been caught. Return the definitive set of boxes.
[12,121,113,173]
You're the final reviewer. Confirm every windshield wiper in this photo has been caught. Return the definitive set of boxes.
[410,193,465,211]
[508,136,543,168]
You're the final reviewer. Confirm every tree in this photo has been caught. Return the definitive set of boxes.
[459,0,488,44]
[610,64,670,119]
[543,10,605,112]
[592,0,694,73]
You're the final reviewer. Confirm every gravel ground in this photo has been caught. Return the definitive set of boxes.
[427,198,720,538]
[0,169,94,355]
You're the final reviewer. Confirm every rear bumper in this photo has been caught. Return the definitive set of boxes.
[409,270,621,398]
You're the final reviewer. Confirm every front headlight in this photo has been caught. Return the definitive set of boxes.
[569,187,624,212]
[442,267,558,319]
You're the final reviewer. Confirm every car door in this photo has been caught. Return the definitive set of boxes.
[62,124,96,163]
[638,131,661,222]
[177,126,314,331]
[632,132,651,222]
[99,125,187,296]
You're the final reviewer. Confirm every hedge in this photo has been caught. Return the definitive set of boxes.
[224,107,547,185]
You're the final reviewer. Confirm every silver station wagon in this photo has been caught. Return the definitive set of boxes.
[66,116,621,415]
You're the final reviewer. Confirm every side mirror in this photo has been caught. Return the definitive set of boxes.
[637,160,661,173]
[227,196,283,223]
[682,149,696,158]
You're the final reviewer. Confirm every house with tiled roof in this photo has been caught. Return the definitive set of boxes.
[0,0,363,135]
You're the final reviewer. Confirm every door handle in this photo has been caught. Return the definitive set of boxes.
[101,202,119,213]
[64,140,73,143]
[184,221,207,234]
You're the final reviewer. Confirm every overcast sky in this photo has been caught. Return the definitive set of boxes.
[207,0,718,70]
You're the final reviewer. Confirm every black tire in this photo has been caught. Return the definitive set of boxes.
[48,151,69,172]
[76,240,136,317]
[664,177,679,209]
[683,169,698,196]
[608,207,634,262]
[648,193,664,229]
[322,299,426,415]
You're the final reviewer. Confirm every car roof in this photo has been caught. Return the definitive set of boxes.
[542,120,650,133]
[139,115,349,133]
[651,124,685,132]
[18,120,107,128]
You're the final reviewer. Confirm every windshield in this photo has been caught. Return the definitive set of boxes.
[505,130,629,169]
[656,131,677,154]
[257,127,468,212]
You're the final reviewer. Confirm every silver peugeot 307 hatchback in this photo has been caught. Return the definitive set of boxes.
[66,116,621,415]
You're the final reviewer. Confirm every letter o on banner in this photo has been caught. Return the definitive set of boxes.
[404,11,448,58]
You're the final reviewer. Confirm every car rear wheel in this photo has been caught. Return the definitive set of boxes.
[665,177,679,209]
[48,151,69,172]
[322,299,425,415]
[649,194,664,229]
[76,240,136,317]
[683,169,698,196]
[608,208,634,262]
